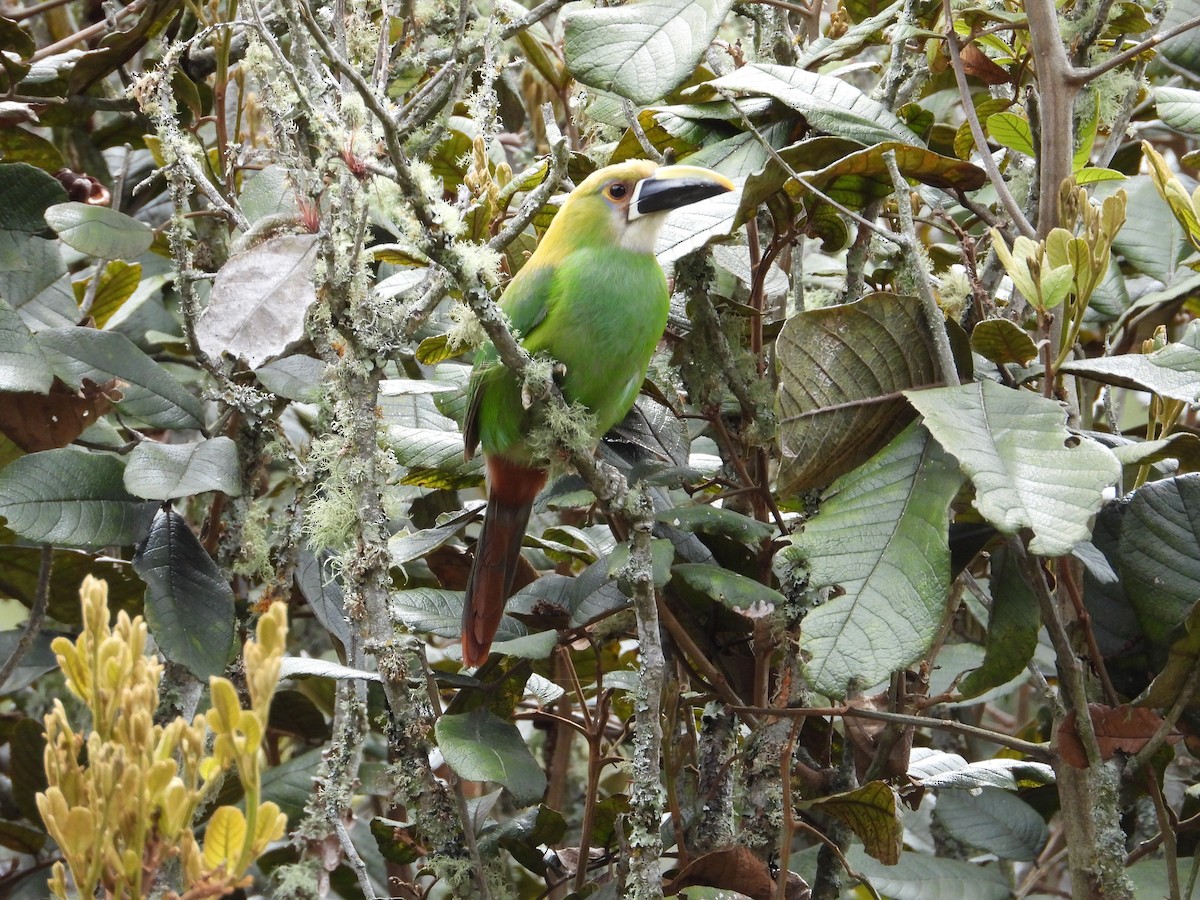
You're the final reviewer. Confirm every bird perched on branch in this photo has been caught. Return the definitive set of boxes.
[461,159,735,667]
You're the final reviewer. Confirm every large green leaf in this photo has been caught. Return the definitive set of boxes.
[844,847,1011,900]
[390,426,484,488]
[684,64,921,147]
[906,380,1120,557]
[1117,474,1200,651]
[435,707,547,805]
[563,0,732,105]
[907,747,1055,789]
[776,293,940,495]
[43,202,153,259]
[1093,176,1189,285]
[0,448,155,547]
[933,789,1048,861]
[133,505,235,679]
[36,326,204,429]
[0,163,67,232]
[785,423,962,697]
[0,297,53,392]
[123,437,242,500]
[1062,319,1200,402]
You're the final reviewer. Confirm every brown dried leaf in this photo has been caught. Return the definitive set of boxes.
[665,845,810,900]
[0,377,117,451]
[1058,703,1177,768]
[960,42,1011,85]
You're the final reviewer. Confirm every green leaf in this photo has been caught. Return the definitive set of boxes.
[670,564,785,615]
[389,503,482,566]
[123,437,242,500]
[1118,474,1200,652]
[391,587,527,642]
[0,163,67,232]
[196,234,319,369]
[435,708,547,805]
[254,355,327,402]
[563,0,733,105]
[43,201,153,259]
[133,505,235,679]
[684,63,921,147]
[780,142,986,213]
[956,545,1039,700]
[37,327,205,428]
[656,505,775,547]
[906,381,1120,556]
[843,848,1010,900]
[802,781,901,865]
[1096,176,1189,284]
[785,423,962,697]
[261,747,326,825]
[934,787,1047,861]
[390,427,483,484]
[478,804,568,876]
[970,318,1038,366]
[1137,599,1200,708]
[908,747,1055,789]
[0,448,155,547]
[0,297,53,392]
[986,111,1035,156]
[1061,322,1200,402]
[1156,85,1200,135]
[776,293,940,495]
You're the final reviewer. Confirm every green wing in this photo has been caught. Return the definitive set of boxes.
[463,264,557,460]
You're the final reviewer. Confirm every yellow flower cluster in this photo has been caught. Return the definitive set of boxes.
[38,576,288,899]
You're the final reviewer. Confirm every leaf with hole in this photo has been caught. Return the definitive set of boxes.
[906,380,1119,556]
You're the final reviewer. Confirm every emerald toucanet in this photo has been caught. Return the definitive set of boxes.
[461,160,735,666]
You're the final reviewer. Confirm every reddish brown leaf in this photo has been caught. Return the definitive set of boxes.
[1058,704,1177,768]
[665,845,810,900]
[0,377,117,452]
[961,43,1010,85]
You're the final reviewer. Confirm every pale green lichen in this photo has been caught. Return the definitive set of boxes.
[937,267,972,322]
[445,301,487,354]
[450,240,503,288]
[232,500,274,581]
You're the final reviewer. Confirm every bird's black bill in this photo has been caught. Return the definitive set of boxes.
[631,165,735,217]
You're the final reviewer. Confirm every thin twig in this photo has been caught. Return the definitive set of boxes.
[1076,14,1200,82]
[727,703,1052,758]
[941,0,1037,238]
[0,546,52,692]
[883,149,960,385]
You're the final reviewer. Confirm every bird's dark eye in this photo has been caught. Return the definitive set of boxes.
[607,182,628,200]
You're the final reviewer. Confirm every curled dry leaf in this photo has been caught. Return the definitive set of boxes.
[1058,703,1177,768]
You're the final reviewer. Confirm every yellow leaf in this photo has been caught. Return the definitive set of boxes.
[202,805,247,873]
[253,801,287,849]
[207,679,242,735]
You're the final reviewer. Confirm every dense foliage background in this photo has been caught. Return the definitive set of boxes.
[5,0,1200,896]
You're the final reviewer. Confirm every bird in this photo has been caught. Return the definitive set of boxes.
[460,159,735,667]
